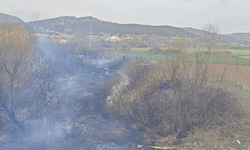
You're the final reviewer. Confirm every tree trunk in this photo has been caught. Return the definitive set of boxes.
[2,101,26,132]
[8,111,26,132]
[0,116,2,130]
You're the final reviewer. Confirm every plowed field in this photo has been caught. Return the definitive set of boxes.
[160,62,250,92]
[208,64,250,91]
[226,65,250,91]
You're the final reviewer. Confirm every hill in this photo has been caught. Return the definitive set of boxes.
[222,33,250,45]
[0,13,23,23]
[183,27,204,36]
[26,16,250,45]
[27,16,196,38]
[183,27,250,45]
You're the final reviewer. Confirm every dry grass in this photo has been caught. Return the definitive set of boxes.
[157,60,250,92]
[105,58,244,145]
[105,52,249,148]
[148,62,250,150]
[105,24,249,149]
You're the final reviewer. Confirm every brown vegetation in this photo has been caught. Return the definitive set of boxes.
[104,23,246,149]
[0,22,54,133]
[105,57,244,143]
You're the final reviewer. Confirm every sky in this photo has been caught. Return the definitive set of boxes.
[0,0,250,33]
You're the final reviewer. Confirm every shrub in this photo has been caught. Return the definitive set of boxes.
[105,30,244,144]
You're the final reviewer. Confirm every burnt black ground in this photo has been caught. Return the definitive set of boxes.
[0,48,139,150]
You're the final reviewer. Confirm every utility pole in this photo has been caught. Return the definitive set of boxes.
[90,24,92,49]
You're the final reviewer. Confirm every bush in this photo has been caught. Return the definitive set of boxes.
[105,50,244,145]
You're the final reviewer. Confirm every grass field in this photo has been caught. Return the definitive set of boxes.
[119,52,250,66]
[131,47,250,56]
[240,56,250,58]
[227,67,250,148]
[130,47,150,51]
[220,49,250,56]
[186,48,250,56]
[129,47,250,66]
[228,84,250,150]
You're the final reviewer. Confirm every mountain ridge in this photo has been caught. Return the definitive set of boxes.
[183,27,250,45]
[27,16,197,38]
[0,13,23,23]
[0,13,242,45]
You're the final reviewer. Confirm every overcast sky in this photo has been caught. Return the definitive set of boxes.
[1,0,250,33]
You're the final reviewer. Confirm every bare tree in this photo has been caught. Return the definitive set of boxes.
[0,61,2,130]
[201,22,221,52]
[0,22,54,133]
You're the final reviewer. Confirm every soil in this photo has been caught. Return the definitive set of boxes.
[214,64,250,92]
[161,61,250,92]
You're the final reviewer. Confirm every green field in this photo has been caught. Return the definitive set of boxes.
[122,47,250,66]
[130,47,250,56]
[130,47,150,51]
[187,48,250,56]
[119,52,250,66]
